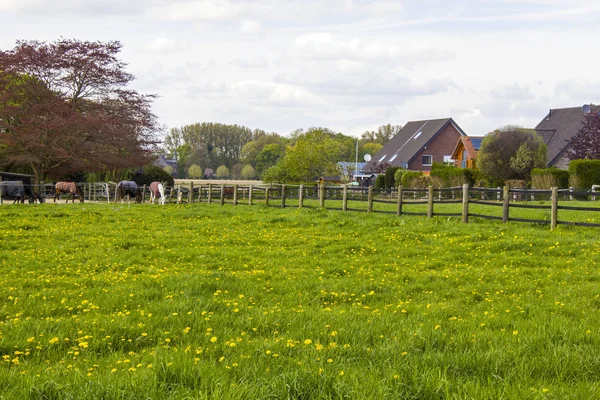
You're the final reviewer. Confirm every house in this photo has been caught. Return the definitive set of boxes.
[451,136,485,169]
[534,105,600,169]
[362,118,466,173]
[337,162,366,181]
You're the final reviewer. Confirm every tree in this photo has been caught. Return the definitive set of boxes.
[163,165,174,175]
[256,143,285,176]
[360,124,402,145]
[478,126,547,182]
[0,39,159,183]
[569,112,600,160]
[187,164,203,179]
[241,164,256,179]
[216,165,230,179]
[265,128,341,182]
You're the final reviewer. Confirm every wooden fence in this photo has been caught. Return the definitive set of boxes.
[10,182,600,230]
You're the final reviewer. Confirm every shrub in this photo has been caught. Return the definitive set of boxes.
[133,165,174,187]
[187,164,203,179]
[375,174,386,189]
[216,165,230,179]
[394,169,408,188]
[429,163,475,188]
[241,164,256,180]
[384,167,400,189]
[505,180,528,189]
[531,168,570,189]
[401,171,429,188]
[569,160,600,189]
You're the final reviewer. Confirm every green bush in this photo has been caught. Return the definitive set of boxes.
[401,171,429,188]
[569,160,600,189]
[531,168,570,189]
[384,167,399,189]
[394,169,408,188]
[429,163,475,188]
[375,174,386,189]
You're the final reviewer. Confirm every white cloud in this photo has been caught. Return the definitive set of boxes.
[239,19,262,35]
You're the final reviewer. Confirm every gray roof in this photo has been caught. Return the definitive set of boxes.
[535,105,600,166]
[363,118,465,171]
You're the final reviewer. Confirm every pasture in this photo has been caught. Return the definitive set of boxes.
[0,203,599,399]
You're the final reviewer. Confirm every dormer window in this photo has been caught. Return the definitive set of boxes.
[378,155,387,162]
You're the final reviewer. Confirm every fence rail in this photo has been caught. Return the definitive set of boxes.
[3,181,600,230]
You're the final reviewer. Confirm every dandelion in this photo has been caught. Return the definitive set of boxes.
[304,339,312,345]
[183,327,191,334]
[210,336,218,343]
[48,337,59,344]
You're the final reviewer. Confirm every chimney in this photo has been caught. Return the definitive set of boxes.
[547,109,552,120]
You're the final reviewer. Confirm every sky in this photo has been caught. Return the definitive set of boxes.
[1,0,599,138]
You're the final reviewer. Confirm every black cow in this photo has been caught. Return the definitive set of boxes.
[116,181,142,204]
[0,181,43,204]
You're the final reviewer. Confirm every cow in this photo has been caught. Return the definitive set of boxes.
[0,181,38,204]
[116,181,142,204]
[149,181,166,205]
[54,182,84,203]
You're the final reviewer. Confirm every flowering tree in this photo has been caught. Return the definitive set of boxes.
[569,112,600,160]
[0,39,159,182]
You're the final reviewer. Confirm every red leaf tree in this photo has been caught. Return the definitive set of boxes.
[0,39,159,182]
[569,112,600,161]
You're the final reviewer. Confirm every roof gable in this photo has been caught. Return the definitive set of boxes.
[451,136,485,160]
[364,118,465,171]
[535,105,600,165]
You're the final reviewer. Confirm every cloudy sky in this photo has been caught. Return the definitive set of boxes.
[2,0,599,138]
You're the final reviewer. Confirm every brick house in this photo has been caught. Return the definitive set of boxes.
[363,118,466,173]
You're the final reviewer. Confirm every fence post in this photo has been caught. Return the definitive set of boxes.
[265,187,270,206]
[141,184,146,204]
[208,184,212,204]
[551,187,558,231]
[197,185,202,203]
[428,185,434,218]
[281,184,286,208]
[367,186,373,213]
[496,187,501,201]
[299,184,304,209]
[342,184,348,211]
[177,185,182,204]
[249,185,253,206]
[188,182,194,204]
[397,186,403,216]
[502,186,510,223]
[319,184,325,208]
[462,184,469,223]
[233,184,238,206]
[220,184,225,206]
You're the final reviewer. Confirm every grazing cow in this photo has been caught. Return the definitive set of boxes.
[0,181,34,204]
[149,181,166,205]
[117,181,142,204]
[54,182,84,203]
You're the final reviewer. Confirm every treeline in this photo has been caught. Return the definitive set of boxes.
[162,123,401,181]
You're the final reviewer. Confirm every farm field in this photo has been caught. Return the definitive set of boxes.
[1,203,600,399]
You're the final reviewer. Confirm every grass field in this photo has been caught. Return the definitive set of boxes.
[1,203,600,399]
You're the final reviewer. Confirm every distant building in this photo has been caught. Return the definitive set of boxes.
[534,105,600,169]
[452,136,484,169]
[363,118,466,173]
[337,162,366,181]
[153,155,178,173]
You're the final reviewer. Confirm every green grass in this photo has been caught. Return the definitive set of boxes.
[1,203,600,399]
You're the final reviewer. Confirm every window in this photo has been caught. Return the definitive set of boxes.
[413,131,423,140]
[422,155,433,166]
[389,154,398,162]
[378,155,387,162]
[462,149,468,160]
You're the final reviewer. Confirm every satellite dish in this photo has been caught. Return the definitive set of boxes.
[583,104,591,114]
[363,154,371,162]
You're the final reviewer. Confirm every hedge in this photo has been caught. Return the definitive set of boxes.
[401,171,429,188]
[568,160,600,189]
[429,163,476,188]
[384,167,400,189]
[531,168,570,189]
[375,174,386,189]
